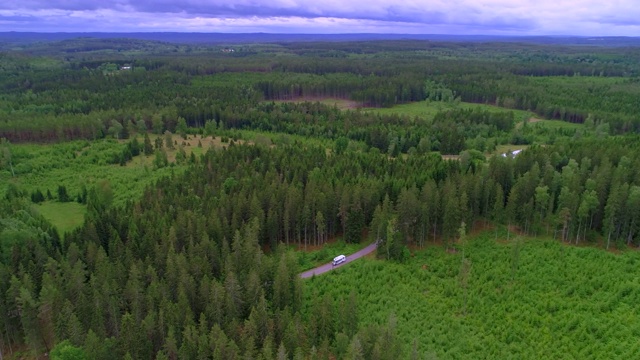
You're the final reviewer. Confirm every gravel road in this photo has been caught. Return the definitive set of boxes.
[299,242,377,278]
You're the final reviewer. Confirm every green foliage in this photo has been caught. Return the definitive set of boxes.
[377,218,408,262]
[50,340,87,360]
[30,189,45,203]
[3,38,640,360]
[1,138,15,177]
[344,209,364,244]
[176,117,188,139]
[3,40,637,149]
[57,185,70,202]
[424,80,457,102]
[143,133,154,155]
[153,149,168,169]
[0,140,183,207]
[164,131,175,150]
[305,234,640,358]
[35,201,86,236]
[98,62,119,75]
[334,136,349,155]
[459,149,485,173]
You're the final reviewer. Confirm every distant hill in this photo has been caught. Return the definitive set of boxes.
[1,32,640,47]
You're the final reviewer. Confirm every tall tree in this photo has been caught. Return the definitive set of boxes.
[143,133,154,156]
[0,138,14,177]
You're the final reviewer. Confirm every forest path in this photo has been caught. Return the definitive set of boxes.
[299,242,377,278]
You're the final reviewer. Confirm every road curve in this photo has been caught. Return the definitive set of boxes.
[299,242,377,278]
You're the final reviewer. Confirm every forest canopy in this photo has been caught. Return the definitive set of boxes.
[1,37,640,359]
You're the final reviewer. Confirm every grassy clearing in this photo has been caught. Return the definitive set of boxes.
[141,133,245,162]
[364,100,534,122]
[304,232,640,358]
[270,97,535,121]
[1,130,331,237]
[529,75,631,88]
[1,140,174,207]
[34,201,86,236]
[271,97,360,110]
[0,134,249,207]
[1,134,232,239]
[237,129,334,149]
[529,119,584,131]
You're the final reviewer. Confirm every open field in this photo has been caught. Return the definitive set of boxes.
[528,75,636,89]
[304,232,640,358]
[528,119,585,131]
[1,139,177,207]
[35,201,87,236]
[364,100,535,122]
[271,97,360,110]
[0,134,245,208]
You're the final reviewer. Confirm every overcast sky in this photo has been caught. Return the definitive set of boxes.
[0,0,639,35]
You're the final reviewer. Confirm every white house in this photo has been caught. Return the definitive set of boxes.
[501,149,522,158]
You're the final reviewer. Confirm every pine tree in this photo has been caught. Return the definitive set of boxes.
[0,138,15,176]
[57,185,70,202]
[49,340,86,360]
[276,342,288,360]
[177,117,188,139]
[346,335,365,360]
[272,255,291,311]
[397,186,420,245]
[164,131,175,150]
[143,133,154,155]
[443,186,460,249]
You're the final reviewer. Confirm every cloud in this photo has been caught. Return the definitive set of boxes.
[0,14,37,22]
[597,15,640,26]
[0,0,639,35]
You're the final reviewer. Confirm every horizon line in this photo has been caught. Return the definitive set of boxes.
[1,31,639,38]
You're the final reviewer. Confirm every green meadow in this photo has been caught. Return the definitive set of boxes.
[1,139,176,206]
[35,201,87,236]
[364,100,535,122]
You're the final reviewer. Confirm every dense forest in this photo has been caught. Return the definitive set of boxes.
[1,37,640,359]
[2,39,640,144]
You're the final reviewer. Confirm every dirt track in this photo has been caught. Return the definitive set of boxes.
[299,242,377,278]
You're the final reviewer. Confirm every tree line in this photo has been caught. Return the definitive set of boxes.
[3,40,640,143]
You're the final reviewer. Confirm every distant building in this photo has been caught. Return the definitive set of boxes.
[221,48,235,53]
[120,65,131,70]
[501,149,522,158]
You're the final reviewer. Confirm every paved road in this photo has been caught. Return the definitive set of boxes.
[299,242,377,278]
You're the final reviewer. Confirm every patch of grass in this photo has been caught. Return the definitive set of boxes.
[0,139,183,207]
[237,129,333,149]
[271,97,359,110]
[530,119,584,131]
[529,75,630,88]
[365,100,534,122]
[34,201,86,236]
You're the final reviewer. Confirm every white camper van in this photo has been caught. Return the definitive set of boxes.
[332,254,346,266]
